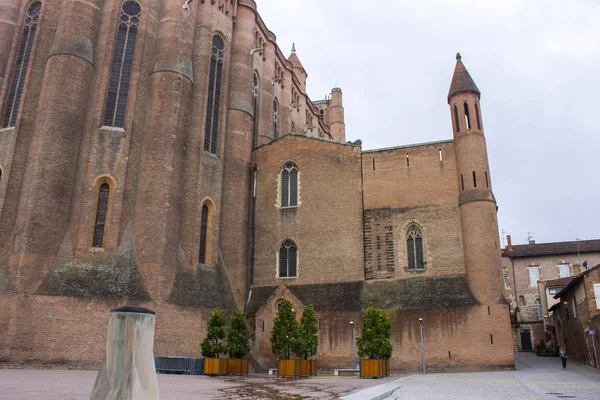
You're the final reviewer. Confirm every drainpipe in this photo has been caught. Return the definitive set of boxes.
[244,165,258,315]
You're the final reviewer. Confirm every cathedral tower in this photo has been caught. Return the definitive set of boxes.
[328,87,345,142]
[449,53,503,306]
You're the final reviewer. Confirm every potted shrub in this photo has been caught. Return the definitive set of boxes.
[535,340,559,357]
[270,299,300,378]
[226,309,250,375]
[201,308,228,375]
[356,307,392,379]
[295,305,318,376]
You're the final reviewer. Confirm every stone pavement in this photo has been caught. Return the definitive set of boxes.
[0,369,389,400]
[383,352,600,400]
[1,353,599,399]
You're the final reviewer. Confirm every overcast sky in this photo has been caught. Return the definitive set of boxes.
[256,0,600,245]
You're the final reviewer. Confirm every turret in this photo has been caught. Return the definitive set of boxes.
[449,53,503,305]
[288,43,307,92]
[328,87,345,141]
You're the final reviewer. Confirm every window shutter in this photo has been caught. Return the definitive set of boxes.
[594,284,600,310]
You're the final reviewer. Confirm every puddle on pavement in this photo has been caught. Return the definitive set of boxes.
[216,376,349,399]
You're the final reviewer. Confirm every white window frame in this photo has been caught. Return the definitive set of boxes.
[528,265,540,287]
[503,267,509,289]
[558,263,571,278]
[594,283,600,310]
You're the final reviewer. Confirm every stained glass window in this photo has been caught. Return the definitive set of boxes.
[199,204,209,263]
[407,225,424,269]
[279,240,297,278]
[92,184,110,248]
[281,163,298,208]
[204,35,225,154]
[103,1,141,128]
[2,1,41,128]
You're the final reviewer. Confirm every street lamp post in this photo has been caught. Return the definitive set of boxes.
[419,317,426,374]
[350,321,356,368]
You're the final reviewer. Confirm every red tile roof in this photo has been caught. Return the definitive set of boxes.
[502,239,600,258]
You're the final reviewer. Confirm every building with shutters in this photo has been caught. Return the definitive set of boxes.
[501,236,600,353]
[0,0,513,371]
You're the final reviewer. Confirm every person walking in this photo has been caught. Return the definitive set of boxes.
[559,348,567,369]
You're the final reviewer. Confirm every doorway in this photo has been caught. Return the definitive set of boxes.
[521,329,533,351]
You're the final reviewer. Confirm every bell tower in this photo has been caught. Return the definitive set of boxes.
[449,53,503,306]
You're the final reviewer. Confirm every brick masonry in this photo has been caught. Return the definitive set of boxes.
[0,0,513,372]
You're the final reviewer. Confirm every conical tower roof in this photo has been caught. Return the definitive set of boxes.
[288,43,305,72]
[448,53,480,103]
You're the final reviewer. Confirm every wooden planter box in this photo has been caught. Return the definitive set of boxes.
[203,358,228,376]
[227,359,249,375]
[300,359,317,376]
[360,359,389,379]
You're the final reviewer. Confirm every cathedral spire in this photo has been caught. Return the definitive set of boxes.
[448,52,480,103]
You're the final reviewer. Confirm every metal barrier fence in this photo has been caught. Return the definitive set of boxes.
[154,357,204,375]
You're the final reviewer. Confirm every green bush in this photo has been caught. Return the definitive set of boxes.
[226,309,251,359]
[295,305,319,359]
[200,308,227,358]
[270,299,299,359]
[356,307,392,359]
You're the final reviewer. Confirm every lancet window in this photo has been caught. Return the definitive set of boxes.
[204,34,225,154]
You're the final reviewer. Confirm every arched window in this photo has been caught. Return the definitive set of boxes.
[279,240,297,278]
[463,101,471,130]
[407,225,424,269]
[92,183,110,248]
[290,120,295,133]
[199,204,209,264]
[281,162,298,208]
[453,104,459,132]
[252,71,259,148]
[273,99,278,138]
[475,102,481,129]
[103,1,141,128]
[203,35,225,154]
[2,1,41,128]
[319,109,324,120]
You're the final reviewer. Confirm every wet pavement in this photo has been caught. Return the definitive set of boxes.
[0,369,392,399]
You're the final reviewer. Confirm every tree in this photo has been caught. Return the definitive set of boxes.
[226,309,251,359]
[356,307,393,359]
[295,304,319,359]
[270,299,298,359]
[200,308,227,358]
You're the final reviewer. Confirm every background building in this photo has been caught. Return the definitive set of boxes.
[0,0,512,371]
[551,264,600,368]
[502,236,600,352]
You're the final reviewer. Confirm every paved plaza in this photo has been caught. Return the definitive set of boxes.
[1,353,599,399]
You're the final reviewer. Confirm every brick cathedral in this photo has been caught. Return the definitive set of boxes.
[0,0,514,371]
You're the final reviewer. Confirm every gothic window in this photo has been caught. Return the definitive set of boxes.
[204,34,225,154]
[2,1,41,128]
[319,109,324,120]
[280,162,298,208]
[278,240,297,278]
[453,104,460,132]
[199,204,209,264]
[463,102,471,130]
[273,99,278,138]
[406,225,424,269]
[102,1,141,128]
[92,183,110,248]
[252,71,259,148]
